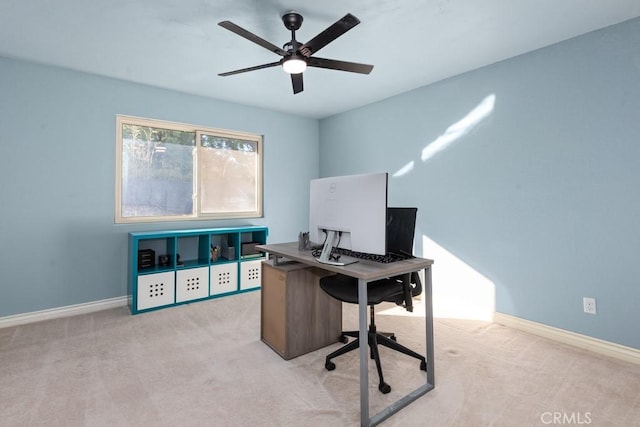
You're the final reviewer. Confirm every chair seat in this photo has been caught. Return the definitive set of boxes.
[319,272,426,395]
[319,274,404,306]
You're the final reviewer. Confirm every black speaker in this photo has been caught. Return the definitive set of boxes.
[138,249,155,269]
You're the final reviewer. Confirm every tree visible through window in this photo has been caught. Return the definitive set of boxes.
[116,116,262,223]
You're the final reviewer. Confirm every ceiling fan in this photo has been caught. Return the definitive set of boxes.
[218,12,374,94]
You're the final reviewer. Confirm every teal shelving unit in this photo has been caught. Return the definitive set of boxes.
[128,226,268,314]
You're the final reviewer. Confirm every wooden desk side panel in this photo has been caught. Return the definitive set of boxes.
[261,262,286,356]
[261,261,342,360]
[286,266,342,358]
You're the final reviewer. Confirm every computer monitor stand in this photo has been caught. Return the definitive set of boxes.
[315,230,359,266]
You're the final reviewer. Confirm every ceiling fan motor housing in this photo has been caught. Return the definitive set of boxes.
[282,12,303,31]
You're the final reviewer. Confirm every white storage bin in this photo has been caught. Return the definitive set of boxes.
[137,271,175,310]
[210,263,238,295]
[240,259,262,290]
[176,267,209,303]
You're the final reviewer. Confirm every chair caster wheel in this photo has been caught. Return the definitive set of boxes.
[325,361,336,371]
[379,383,391,394]
[420,360,427,371]
[390,335,397,342]
[339,335,348,343]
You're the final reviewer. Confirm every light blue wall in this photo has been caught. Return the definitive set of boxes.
[319,18,640,349]
[0,57,318,317]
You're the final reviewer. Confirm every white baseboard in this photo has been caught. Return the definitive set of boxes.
[0,296,129,329]
[493,312,640,366]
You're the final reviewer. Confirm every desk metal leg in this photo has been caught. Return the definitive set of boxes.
[424,266,435,386]
[358,278,369,426]
[367,266,435,427]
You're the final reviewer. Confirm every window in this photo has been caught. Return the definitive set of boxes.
[116,115,262,223]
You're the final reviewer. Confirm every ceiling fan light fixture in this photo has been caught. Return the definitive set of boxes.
[282,56,307,74]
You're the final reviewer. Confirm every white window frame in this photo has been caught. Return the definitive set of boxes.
[115,115,263,224]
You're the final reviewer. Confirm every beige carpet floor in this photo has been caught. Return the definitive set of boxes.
[1,291,639,427]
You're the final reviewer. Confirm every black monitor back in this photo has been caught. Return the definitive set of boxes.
[386,207,417,257]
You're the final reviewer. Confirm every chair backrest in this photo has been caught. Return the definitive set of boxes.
[386,207,417,257]
[386,208,422,311]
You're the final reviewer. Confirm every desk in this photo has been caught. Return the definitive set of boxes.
[256,242,435,427]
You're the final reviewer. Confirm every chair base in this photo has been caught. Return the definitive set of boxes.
[324,323,427,394]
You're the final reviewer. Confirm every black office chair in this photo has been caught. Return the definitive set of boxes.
[319,207,427,394]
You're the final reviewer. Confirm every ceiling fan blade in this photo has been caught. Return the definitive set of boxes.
[291,73,304,94]
[299,13,360,57]
[219,61,281,76]
[307,57,374,74]
[218,21,287,56]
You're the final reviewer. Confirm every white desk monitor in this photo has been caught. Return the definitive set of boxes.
[309,172,388,265]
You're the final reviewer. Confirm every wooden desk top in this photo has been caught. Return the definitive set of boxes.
[256,242,433,282]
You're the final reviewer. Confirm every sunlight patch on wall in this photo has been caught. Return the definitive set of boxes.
[392,94,496,177]
[421,94,495,162]
[423,234,495,321]
[378,235,495,321]
[392,161,415,177]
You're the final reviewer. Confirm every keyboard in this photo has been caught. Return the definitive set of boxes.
[332,248,412,264]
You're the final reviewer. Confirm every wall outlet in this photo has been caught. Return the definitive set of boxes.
[583,297,597,314]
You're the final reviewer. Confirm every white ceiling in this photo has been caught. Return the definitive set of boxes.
[1,1,639,119]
